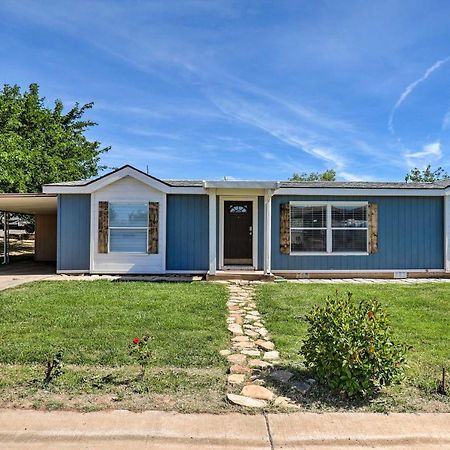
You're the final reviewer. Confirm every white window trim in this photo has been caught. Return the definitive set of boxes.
[108,201,148,254]
[289,201,369,256]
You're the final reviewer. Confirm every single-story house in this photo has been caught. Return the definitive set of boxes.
[3,164,450,278]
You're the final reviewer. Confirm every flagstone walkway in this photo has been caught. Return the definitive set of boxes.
[221,282,309,409]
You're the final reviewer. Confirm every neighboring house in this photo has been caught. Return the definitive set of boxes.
[17,164,449,278]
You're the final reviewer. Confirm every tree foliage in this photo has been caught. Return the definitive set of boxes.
[405,165,449,183]
[0,83,109,193]
[290,169,336,182]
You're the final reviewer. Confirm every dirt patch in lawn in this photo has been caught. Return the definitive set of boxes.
[0,364,229,413]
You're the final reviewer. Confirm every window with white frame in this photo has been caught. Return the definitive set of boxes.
[109,203,148,253]
[290,202,368,254]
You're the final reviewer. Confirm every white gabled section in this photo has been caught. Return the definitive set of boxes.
[90,176,166,274]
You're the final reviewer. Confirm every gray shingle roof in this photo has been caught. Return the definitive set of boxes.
[44,165,450,190]
[278,180,449,189]
[46,180,90,186]
[162,180,204,187]
[46,179,450,189]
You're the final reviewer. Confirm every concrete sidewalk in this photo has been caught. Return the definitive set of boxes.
[0,409,449,449]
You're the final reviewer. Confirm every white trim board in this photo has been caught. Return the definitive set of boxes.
[218,195,258,270]
[272,269,445,273]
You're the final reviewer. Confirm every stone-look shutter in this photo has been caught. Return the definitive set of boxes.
[148,202,159,254]
[98,201,109,253]
[280,203,290,254]
[368,203,378,254]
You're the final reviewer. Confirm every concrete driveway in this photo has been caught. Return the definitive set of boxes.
[0,409,449,449]
[0,260,55,291]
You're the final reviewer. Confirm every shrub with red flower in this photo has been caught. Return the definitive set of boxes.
[130,335,152,379]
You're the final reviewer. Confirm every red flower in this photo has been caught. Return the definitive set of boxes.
[133,337,140,345]
[367,310,375,320]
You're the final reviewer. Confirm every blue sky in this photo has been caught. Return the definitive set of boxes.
[1,1,450,181]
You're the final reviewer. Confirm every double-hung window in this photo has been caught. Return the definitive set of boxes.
[290,202,368,254]
[109,203,148,253]
[331,205,368,252]
[290,205,327,252]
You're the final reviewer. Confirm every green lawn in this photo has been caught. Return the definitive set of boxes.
[0,281,229,412]
[256,282,450,412]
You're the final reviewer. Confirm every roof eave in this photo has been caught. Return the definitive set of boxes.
[203,181,279,189]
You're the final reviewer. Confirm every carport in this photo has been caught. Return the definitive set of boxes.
[0,194,57,265]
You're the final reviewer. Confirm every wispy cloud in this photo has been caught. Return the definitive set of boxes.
[442,106,450,130]
[125,128,181,140]
[207,89,399,180]
[389,57,450,134]
[4,0,448,181]
[405,141,442,167]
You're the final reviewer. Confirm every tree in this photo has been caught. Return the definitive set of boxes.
[405,165,449,183]
[0,83,109,193]
[290,169,336,182]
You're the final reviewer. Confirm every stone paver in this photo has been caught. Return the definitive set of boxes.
[284,277,450,284]
[226,394,267,408]
[270,370,294,384]
[221,282,321,410]
[222,283,282,408]
[241,384,274,401]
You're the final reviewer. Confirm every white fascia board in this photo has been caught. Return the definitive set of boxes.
[276,187,444,196]
[204,181,279,189]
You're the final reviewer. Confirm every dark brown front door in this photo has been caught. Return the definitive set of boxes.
[224,201,253,265]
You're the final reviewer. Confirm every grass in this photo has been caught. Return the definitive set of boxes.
[0,280,229,412]
[256,282,450,412]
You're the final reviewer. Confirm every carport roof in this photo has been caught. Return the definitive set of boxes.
[0,193,57,215]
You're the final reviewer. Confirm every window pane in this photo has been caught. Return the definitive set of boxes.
[291,205,326,228]
[332,205,367,228]
[110,229,147,253]
[229,205,248,214]
[291,230,326,252]
[332,230,367,252]
[109,203,147,227]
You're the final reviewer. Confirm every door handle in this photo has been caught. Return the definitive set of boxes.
[249,226,253,236]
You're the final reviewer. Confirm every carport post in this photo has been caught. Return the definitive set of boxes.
[2,211,9,265]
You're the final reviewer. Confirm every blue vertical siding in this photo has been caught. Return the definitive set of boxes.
[166,195,209,271]
[258,196,264,270]
[271,195,444,271]
[57,194,91,271]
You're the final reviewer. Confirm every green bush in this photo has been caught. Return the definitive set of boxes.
[301,291,407,398]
